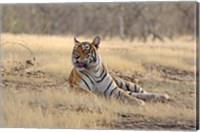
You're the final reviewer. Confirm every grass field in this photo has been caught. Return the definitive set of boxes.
[0,33,197,129]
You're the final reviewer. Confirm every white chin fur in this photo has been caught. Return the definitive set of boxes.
[76,66,85,71]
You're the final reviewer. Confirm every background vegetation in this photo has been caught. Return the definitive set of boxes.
[2,2,196,41]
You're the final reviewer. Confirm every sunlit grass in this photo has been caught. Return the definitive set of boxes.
[2,33,195,76]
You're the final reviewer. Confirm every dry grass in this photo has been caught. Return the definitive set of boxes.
[3,86,195,128]
[2,87,117,128]
[1,33,195,74]
[1,33,196,129]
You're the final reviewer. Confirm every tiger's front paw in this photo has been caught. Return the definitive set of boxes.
[137,93,170,103]
[154,93,170,102]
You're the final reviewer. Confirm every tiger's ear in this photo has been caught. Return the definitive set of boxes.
[92,36,101,49]
[74,37,80,44]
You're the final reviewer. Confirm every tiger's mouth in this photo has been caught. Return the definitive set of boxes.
[75,61,88,68]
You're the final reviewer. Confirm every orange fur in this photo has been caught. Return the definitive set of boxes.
[68,68,81,88]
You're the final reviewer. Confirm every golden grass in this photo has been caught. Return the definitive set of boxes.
[142,103,196,122]
[1,33,196,129]
[2,33,196,75]
[2,86,196,128]
[2,87,116,128]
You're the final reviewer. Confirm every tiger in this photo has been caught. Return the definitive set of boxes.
[68,36,169,106]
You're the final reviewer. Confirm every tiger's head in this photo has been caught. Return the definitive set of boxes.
[71,36,101,71]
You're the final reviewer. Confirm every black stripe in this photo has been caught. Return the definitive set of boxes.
[81,71,94,85]
[109,87,118,96]
[95,68,105,78]
[135,85,140,92]
[115,79,121,87]
[134,84,137,92]
[104,80,113,94]
[94,66,101,72]
[76,73,91,91]
[92,51,97,62]
[116,91,121,99]
[97,72,107,83]
[119,81,123,88]
[125,83,131,91]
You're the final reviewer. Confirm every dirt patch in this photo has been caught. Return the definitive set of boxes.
[109,63,195,84]
[2,58,46,78]
[110,70,143,83]
[97,112,195,130]
[1,59,67,88]
[110,119,195,130]
[142,63,195,82]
